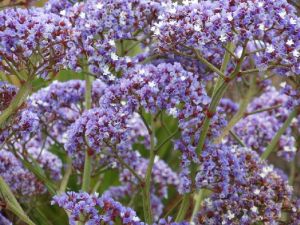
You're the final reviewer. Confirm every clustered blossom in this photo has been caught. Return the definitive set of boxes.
[155,0,300,75]
[0,150,45,196]
[0,108,39,146]
[105,151,179,220]
[29,79,106,144]
[230,87,297,160]
[52,192,142,225]
[195,144,299,224]
[48,0,171,79]
[52,192,188,225]
[281,83,300,109]
[0,8,72,78]
[218,98,239,118]
[100,62,226,192]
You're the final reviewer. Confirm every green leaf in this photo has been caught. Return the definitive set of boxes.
[0,177,36,225]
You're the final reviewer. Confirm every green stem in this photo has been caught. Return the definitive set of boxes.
[82,73,92,192]
[59,158,72,194]
[229,130,246,147]
[175,194,190,222]
[261,107,299,160]
[214,74,256,144]
[246,104,281,116]
[289,158,296,185]
[0,80,32,128]
[190,189,205,223]
[196,43,247,155]
[143,117,155,224]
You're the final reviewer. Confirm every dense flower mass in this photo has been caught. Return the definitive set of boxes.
[1,0,300,225]
[0,150,45,196]
[229,87,298,160]
[0,8,72,78]
[155,0,300,75]
[195,144,298,224]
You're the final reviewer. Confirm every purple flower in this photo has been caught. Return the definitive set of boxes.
[195,144,297,225]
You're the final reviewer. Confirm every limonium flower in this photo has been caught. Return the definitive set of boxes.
[155,0,300,75]
[0,8,72,78]
[230,87,297,160]
[195,144,299,224]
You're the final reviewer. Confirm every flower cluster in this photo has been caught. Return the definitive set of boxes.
[0,150,45,196]
[105,151,179,220]
[52,192,143,225]
[155,0,300,75]
[46,0,170,79]
[195,144,298,224]
[52,191,188,225]
[281,83,300,109]
[0,8,72,78]
[29,79,106,144]
[230,87,297,160]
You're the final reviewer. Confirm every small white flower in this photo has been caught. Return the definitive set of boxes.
[279,10,286,19]
[96,3,103,9]
[258,2,264,7]
[133,216,140,222]
[280,81,286,88]
[109,40,115,47]
[148,81,156,88]
[60,10,66,16]
[154,155,160,163]
[103,66,110,75]
[219,33,227,43]
[227,13,233,21]
[284,146,297,152]
[169,107,178,117]
[286,39,294,46]
[259,23,265,31]
[153,27,160,35]
[110,52,119,61]
[266,45,275,53]
[251,206,258,213]
[180,75,186,81]
[292,49,300,58]
[79,12,86,19]
[108,74,115,81]
[260,166,273,178]
[227,211,235,220]
[290,17,297,25]
[253,189,260,195]
[194,24,202,32]
[168,7,177,14]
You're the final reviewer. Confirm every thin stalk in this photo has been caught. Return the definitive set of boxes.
[289,158,296,185]
[190,189,205,223]
[214,74,256,144]
[196,43,248,155]
[142,117,155,224]
[175,194,190,222]
[193,49,226,80]
[0,80,32,128]
[261,107,299,160]
[82,72,92,192]
[154,129,179,153]
[245,104,281,116]
[229,130,246,147]
[59,158,72,194]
